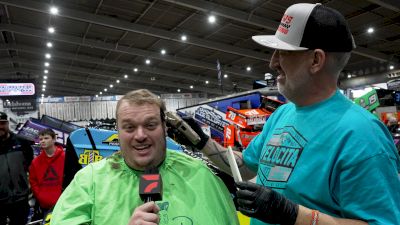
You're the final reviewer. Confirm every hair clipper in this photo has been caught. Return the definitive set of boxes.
[166,111,201,145]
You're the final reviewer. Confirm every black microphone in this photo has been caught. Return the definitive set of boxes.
[139,167,163,203]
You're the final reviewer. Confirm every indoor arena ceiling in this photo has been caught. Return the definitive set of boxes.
[0,0,399,98]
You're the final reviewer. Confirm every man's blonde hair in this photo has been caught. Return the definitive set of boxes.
[116,89,166,121]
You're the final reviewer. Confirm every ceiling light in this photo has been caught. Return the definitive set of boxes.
[124,74,128,78]
[104,88,107,92]
[246,66,251,71]
[41,94,44,97]
[367,27,374,33]
[205,80,209,84]
[43,76,47,79]
[46,42,53,48]
[48,27,55,33]
[347,74,352,78]
[109,84,113,88]
[100,92,103,95]
[95,95,98,98]
[145,59,151,64]
[45,53,51,59]
[133,68,138,72]
[44,70,48,74]
[224,74,228,78]
[208,15,216,24]
[190,85,193,89]
[43,80,47,84]
[177,89,181,92]
[161,49,166,55]
[44,62,50,67]
[389,65,394,70]
[181,35,187,41]
[116,79,120,83]
[42,88,45,91]
[43,85,46,88]
[50,6,59,15]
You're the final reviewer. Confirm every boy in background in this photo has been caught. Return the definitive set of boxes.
[29,128,65,215]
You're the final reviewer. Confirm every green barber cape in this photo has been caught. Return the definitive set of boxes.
[51,150,239,225]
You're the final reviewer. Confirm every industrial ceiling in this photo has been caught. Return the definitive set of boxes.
[0,0,399,98]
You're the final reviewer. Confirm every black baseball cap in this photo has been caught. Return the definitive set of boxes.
[0,112,8,121]
[252,3,356,52]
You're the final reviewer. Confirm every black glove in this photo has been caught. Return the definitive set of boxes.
[236,181,298,225]
[181,116,209,150]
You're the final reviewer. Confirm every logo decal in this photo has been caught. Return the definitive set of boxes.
[78,149,103,165]
[259,126,306,189]
[102,134,119,146]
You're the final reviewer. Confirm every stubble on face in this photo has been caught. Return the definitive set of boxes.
[272,50,313,102]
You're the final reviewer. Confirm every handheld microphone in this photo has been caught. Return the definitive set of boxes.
[139,168,163,203]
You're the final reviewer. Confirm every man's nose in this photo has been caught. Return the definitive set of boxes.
[134,127,147,141]
[269,50,279,70]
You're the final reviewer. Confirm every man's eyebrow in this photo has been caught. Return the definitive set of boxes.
[120,116,160,123]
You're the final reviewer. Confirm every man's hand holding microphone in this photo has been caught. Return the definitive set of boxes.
[128,168,163,225]
[128,202,160,225]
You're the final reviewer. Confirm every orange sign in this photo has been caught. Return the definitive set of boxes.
[226,107,270,128]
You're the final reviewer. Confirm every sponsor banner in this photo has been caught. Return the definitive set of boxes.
[3,97,37,112]
[0,83,35,96]
[160,93,193,99]
[194,105,230,133]
[39,95,122,103]
[92,95,119,101]
[39,97,64,103]
[64,96,91,102]
[160,93,207,99]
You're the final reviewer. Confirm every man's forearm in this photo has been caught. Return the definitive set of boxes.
[201,139,256,180]
[295,205,368,225]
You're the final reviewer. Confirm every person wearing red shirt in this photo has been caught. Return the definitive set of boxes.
[29,128,65,214]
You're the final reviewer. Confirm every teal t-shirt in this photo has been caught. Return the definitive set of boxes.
[243,90,400,225]
[51,150,239,225]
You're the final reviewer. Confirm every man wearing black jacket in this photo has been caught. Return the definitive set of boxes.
[0,112,34,225]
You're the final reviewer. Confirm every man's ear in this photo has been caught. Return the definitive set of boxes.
[310,49,326,74]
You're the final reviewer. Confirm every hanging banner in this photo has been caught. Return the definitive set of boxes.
[0,83,35,96]
[3,97,37,112]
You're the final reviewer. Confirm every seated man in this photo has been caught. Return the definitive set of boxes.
[51,89,239,225]
[29,128,65,215]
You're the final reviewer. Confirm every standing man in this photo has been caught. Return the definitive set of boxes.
[0,112,34,225]
[29,128,65,215]
[50,89,239,225]
[177,3,400,225]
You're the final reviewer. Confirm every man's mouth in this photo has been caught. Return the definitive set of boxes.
[134,145,150,150]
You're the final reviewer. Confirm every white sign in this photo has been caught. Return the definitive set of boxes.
[0,83,35,96]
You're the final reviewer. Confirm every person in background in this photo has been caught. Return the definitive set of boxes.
[29,128,65,216]
[176,3,400,225]
[0,112,34,225]
[386,115,399,133]
[50,89,239,225]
